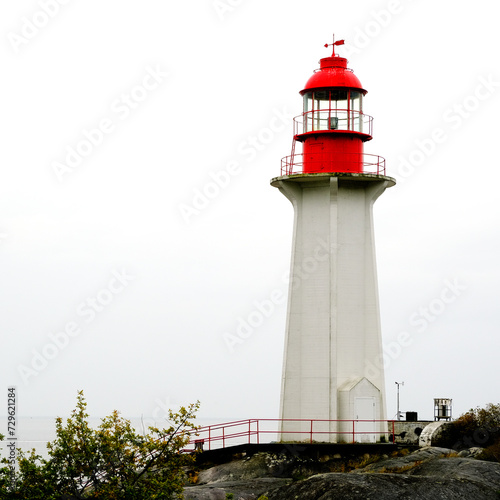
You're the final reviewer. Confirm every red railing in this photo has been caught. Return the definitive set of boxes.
[280,152,386,176]
[186,419,396,451]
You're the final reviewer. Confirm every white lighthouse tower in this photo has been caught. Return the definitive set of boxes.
[272,39,395,443]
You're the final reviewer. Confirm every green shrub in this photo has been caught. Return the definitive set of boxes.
[477,441,500,463]
[0,391,200,499]
[450,403,500,451]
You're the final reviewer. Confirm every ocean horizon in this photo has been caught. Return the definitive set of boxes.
[1,415,243,461]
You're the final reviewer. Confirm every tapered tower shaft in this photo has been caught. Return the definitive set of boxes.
[272,40,395,442]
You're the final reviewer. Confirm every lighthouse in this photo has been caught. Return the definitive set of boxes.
[271,39,395,443]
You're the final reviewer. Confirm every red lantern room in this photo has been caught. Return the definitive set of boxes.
[282,38,385,175]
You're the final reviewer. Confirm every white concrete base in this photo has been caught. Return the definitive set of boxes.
[271,173,395,443]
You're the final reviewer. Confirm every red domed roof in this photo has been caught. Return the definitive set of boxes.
[300,55,366,95]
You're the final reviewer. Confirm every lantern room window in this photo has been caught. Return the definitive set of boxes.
[303,90,363,133]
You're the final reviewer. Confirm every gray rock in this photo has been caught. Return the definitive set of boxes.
[197,454,271,484]
[266,471,500,500]
[410,455,500,487]
[268,448,500,500]
[458,446,485,458]
[352,446,455,473]
[185,447,500,500]
[184,478,291,500]
[418,421,455,447]
[185,453,293,499]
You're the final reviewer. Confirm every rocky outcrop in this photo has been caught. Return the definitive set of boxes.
[183,478,289,500]
[268,447,500,500]
[184,453,291,499]
[267,469,500,500]
[184,447,500,500]
[418,421,457,447]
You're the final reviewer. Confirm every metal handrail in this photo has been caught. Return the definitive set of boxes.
[186,418,397,451]
[294,109,373,136]
[280,152,386,176]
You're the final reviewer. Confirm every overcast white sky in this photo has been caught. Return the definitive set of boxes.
[1,0,499,426]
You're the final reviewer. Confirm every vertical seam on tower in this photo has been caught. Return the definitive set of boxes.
[329,176,338,426]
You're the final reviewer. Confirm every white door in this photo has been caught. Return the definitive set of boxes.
[354,397,376,443]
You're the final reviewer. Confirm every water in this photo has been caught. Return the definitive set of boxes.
[1,417,59,461]
[0,416,233,461]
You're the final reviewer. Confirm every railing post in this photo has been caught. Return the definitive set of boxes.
[392,420,395,444]
[310,420,313,444]
[352,420,355,444]
[256,420,260,445]
[222,426,225,449]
